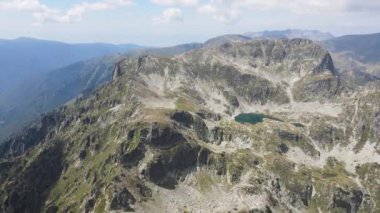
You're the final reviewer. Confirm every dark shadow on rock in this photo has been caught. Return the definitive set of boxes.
[110,187,136,212]
[331,188,363,213]
[0,111,64,159]
[146,144,209,189]
[2,141,65,213]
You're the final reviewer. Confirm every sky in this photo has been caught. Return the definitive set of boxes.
[1,0,380,46]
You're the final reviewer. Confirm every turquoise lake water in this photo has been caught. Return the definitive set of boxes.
[234,113,282,125]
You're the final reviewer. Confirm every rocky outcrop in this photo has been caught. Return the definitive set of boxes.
[223,91,239,108]
[145,143,209,189]
[331,188,363,213]
[313,53,336,75]
[0,111,64,159]
[116,121,212,189]
[278,130,303,142]
[210,127,225,144]
[112,58,128,80]
[110,187,136,211]
[374,112,380,139]
[215,39,326,68]
[148,125,186,149]
[293,52,342,101]
[119,141,146,169]
[277,143,289,154]
[196,109,221,121]
[309,122,344,149]
[170,111,209,141]
[1,142,64,213]
[231,73,290,105]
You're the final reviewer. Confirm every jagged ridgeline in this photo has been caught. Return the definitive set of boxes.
[0,39,379,212]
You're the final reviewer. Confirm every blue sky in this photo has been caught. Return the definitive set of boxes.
[1,0,380,46]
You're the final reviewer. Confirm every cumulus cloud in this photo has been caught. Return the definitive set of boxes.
[0,0,133,25]
[197,0,283,24]
[198,2,240,24]
[197,0,380,23]
[2,0,380,26]
[151,0,198,7]
[153,7,183,24]
[0,0,46,11]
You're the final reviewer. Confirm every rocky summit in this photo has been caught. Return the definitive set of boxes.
[0,39,379,213]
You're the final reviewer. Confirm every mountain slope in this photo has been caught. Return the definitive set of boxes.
[0,37,142,93]
[0,43,203,143]
[324,33,380,86]
[325,33,380,63]
[0,39,379,212]
[204,34,251,47]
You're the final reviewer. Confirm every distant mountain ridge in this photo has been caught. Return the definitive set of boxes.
[244,29,334,41]
[0,37,142,140]
[203,30,334,48]
[0,37,142,92]
[324,32,380,63]
[204,34,251,47]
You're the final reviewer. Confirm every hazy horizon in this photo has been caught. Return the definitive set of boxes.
[1,0,380,46]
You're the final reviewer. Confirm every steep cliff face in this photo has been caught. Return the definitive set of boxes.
[0,39,379,212]
[293,53,341,101]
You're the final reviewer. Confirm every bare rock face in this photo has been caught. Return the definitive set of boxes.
[110,187,136,211]
[0,111,64,158]
[313,53,336,75]
[145,143,205,189]
[170,111,209,141]
[374,112,380,138]
[293,52,342,101]
[1,142,64,213]
[223,91,239,108]
[277,143,289,154]
[331,188,363,213]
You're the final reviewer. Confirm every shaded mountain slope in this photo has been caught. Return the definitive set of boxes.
[325,33,380,63]
[0,37,141,92]
[0,43,203,142]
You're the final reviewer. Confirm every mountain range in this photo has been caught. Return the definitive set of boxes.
[0,37,142,93]
[0,33,379,212]
[245,29,334,41]
[2,30,380,142]
[0,40,202,142]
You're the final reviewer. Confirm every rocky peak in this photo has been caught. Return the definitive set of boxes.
[210,38,326,61]
[137,55,152,69]
[313,53,337,75]
[112,59,126,80]
[204,34,251,47]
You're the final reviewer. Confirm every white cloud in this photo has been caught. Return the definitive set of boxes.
[0,0,134,25]
[197,1,242,24]
[151,0,198,7]
[2,0,380,27]
[0,0,44,11]
[198,3,240,24]
[197,0,380,24]
[153,7,183,24]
